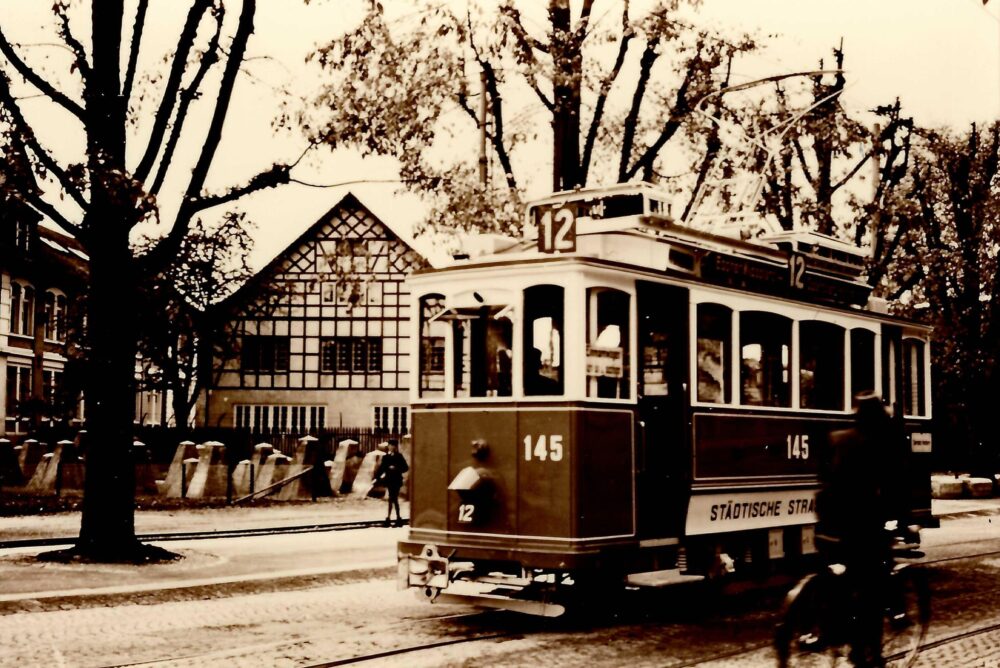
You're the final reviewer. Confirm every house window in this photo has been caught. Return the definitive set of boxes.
[9,282,33,336]
[4,364,32,432]
[321,337,382,374]
[234,403,326,432]
[43,290,66,341]
[373,405,409,433]
[240,335,290,373]
[14,218,33,253]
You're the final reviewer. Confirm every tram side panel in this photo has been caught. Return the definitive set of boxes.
[406,407,636,565]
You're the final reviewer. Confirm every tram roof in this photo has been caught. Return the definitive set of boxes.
[411,214,930,332]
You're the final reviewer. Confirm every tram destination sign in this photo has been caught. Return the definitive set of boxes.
[699,251,871,306]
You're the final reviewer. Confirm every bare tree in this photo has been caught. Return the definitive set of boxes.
[0,1,293,561]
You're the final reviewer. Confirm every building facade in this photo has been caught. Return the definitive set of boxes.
[0,198,87,438]
[201,193,427,433]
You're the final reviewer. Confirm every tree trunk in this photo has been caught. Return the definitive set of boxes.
[77,236,141,557]
[550,0,582,191]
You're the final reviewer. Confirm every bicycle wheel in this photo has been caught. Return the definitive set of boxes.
[881,565,931,668]
[775,573,841,668]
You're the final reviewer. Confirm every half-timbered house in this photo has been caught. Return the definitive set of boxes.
[201,193,427,434]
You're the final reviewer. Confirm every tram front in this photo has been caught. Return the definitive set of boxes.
[398,256,658,612]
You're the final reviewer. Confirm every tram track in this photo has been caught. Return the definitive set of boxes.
[98,610,503,668]
[0,517,402,550]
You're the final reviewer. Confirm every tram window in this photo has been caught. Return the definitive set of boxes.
[586,288,630,399]
[902,339,928,417]
[451,305,514,398]
[740,311,791,407]
[696,303,732,403]
[799,321,845,411]
[418,295,447,397]
[523,285,564,396]
[850,328,877,396]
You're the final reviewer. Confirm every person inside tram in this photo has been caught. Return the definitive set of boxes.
[525,347,560,395]
[815,392,902,667]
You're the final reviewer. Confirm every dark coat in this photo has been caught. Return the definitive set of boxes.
[375,451,409,489]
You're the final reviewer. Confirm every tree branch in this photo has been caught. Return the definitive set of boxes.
[0,29,85,120]
[500,3,549,54]
[498,3,552,110]
[122,0,149,104]
[479,60,518,190]
[150,9,225,197]
[618,41,658,181]
[53,1,91,81]
[0,70,89,209]
[133,0,213,183]
[188,164,290,213]
[144,0,257,273]
[624,53,698,182]
[581,1,631,185]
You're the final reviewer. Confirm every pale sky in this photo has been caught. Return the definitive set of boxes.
[3,0,998,268]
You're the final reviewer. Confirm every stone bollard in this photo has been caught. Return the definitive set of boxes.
[350,449,385,499]
[185,441,229,498]
[161,441,200,497]
[329,439,356,494]
[0,438,23,487]
[17,439,42,481]
[25,441,78,495]
[254,452,292,497]
[228,443,275,497]
[276,435,334,501]
[58,440,85,492]
[132,440,158,495]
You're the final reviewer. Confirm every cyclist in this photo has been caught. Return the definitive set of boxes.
[815,392,899,667]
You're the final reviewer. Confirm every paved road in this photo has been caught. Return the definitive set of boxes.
[1,500,999,667]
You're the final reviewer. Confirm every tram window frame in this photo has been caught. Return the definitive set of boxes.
[417,294,447,398]
[902,337,929,417]
[739,311,792,408]
[449,304,514,399]
[586,287,631,400]
[850,328,877,397]
[798,320,846,411]
[523,285,564,396]
[695,302,732,404]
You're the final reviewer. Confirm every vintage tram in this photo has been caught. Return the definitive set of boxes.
[397,184,935,615]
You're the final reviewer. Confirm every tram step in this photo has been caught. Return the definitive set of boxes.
[626,569,706,588]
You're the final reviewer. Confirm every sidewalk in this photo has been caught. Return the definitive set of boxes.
[0,497,996,607]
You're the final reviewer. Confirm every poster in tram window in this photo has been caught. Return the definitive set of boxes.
[586,345,623,378]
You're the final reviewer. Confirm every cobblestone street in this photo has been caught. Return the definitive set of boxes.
[0,504,999,667]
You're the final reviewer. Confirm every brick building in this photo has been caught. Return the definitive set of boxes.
[0,187,87,437]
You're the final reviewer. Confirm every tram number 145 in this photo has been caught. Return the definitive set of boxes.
[524,434,564,462]
[787,434,810,460]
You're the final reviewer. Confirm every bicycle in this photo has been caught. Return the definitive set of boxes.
[774,529,931,667]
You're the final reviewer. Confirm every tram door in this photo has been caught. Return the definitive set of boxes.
[636,282,689,539]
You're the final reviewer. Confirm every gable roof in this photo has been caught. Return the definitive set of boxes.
[221,191,427,309]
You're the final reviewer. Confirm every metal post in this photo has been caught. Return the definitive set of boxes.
[181,461,188,499]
